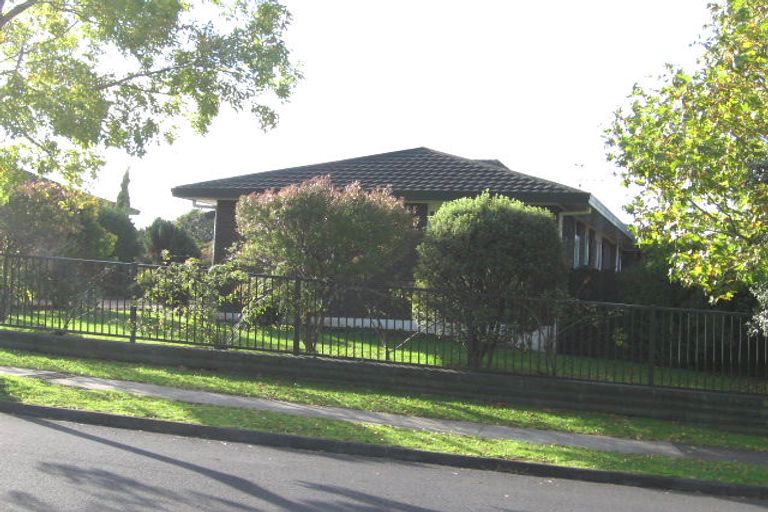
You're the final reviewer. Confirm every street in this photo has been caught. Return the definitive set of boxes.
[0,413,765,511]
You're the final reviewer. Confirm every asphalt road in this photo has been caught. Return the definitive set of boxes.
[0,413,765,512]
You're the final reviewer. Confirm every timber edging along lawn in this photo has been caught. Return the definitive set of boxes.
[1,400,767,499]
[0,329,766,434]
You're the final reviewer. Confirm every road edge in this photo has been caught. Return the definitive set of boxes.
[1,400,766,499]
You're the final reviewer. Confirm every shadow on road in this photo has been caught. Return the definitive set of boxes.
[7,416,461,512]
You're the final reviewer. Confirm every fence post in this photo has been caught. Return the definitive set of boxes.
[293,278,302,356]
[129,262,138,343]
[648,305,657,387]
[0,254,9,322]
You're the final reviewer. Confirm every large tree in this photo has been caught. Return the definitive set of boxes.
[0,0,300,190]
[607,0,768,304]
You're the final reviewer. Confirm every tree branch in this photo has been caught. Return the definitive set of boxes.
[0,0,38,30]
[97,65,185,91]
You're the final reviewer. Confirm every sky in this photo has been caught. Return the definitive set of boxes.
[89,0,713,228]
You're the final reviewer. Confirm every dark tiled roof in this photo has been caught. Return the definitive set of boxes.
[172,147,589,203]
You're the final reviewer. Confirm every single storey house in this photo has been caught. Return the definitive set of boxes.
[172,147,636,268]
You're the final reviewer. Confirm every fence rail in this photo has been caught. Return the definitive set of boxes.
[0,253,766,395]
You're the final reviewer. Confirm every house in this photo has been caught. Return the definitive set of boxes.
[172,147,636,267]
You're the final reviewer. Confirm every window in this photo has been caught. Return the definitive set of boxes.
[404,203,429,229]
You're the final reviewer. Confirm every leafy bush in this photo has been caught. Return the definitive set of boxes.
[143,218,201,263]
[137,260,247,346]
[98,206,143,262]
[415,192,568,369]
[0,180,115,258]
[235,175,415,352]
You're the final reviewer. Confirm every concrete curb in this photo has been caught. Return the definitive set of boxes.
[1,401,766,499]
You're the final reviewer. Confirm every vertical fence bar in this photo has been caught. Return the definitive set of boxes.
[647,306,657,387]
[129,262,138,343]
[0,254,9,324]
[293,278,302,355]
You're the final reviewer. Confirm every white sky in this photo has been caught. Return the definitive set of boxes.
[89,0,712,228]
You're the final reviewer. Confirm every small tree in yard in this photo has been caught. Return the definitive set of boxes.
[143,218,201,264]
[235,176,415,353]
[415,192,568,369]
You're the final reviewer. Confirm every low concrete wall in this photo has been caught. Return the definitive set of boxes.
[0,330,765,433]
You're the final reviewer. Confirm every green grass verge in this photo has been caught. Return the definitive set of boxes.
[0,347,765,453]
[0,374,766,487]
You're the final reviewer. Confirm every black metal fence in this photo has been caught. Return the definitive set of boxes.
[0,253,766,395]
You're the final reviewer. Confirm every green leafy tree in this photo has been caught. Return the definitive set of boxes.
[0,0,300,191]
[606,0,768,308]
[116,169,131,212]
[0,180,114,258]
[415,192,568,369]
[144,217,201,263]
[175,209,214,246]
[235,176,415,352]
[98,206,142,262]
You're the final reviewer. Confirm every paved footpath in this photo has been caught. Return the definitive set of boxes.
[1,365,765,466]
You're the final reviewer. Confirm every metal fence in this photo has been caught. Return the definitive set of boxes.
[1,253,766,395]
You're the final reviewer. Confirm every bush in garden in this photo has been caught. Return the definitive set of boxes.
[98,206,143,262]
[0,180,115,258]
[415,192,568,369]
[143,218,201,263]
[137,259,247,346]
[0,181,116,323]
[235,176,415,352]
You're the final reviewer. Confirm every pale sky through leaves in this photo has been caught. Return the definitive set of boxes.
[88,0,711,228]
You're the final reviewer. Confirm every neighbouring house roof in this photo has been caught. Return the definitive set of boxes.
[171,147,632,242]
[19,171,140,215]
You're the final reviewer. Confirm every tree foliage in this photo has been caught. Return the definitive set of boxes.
[0,179,115,258]
[174,208,214,246]
[415,192,568,369]
[236,176,415,281]
[606,0,768,304]
[143,218,201,263]
[116,169,131,211]
[235,176,415,352]
[0,0,300,188]
[98,205,142,262]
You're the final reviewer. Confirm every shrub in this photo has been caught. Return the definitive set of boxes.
[143,218,201,263]
[235,175,415,352]
[98,206,143,262]
[415,192,568,369]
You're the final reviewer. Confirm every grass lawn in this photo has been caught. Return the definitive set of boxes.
[0,373,766,487]
[0,347,765,453]
[4,310,766,395]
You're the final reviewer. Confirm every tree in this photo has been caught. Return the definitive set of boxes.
[175,208,214,245]
[98,206,143,262]
[415,192,568,369]
[235,176,415,352]
[0,180,115,258]
[0,0,300,190]
[116,169,131,212]
[606,0,768,307]
[144,218,201,263]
